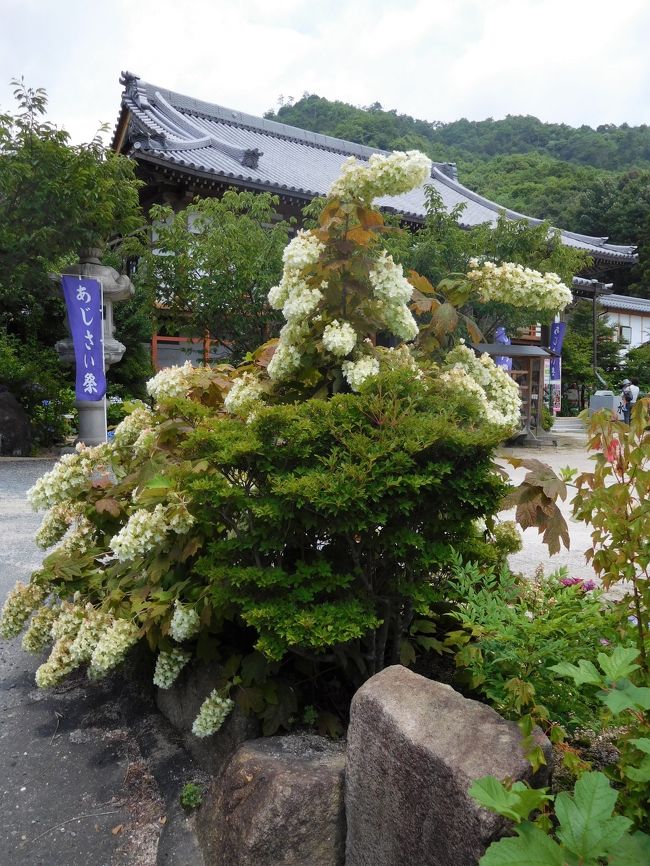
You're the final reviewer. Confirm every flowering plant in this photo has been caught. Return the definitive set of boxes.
[1,149,578,737]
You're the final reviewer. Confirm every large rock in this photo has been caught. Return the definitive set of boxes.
[345,665,552,866]
[197,734,346,866]
[156,659,259,771]
[0,388,31,456]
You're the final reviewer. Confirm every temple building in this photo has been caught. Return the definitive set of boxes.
[112,72,636,277]
[111,73,639,435]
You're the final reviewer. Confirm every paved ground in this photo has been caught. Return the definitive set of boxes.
[0,459,204,866]
[499,444,599,583]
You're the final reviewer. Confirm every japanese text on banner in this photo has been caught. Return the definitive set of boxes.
[61,276,106,401]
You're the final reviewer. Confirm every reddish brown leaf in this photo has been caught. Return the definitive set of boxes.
[95,497,121,517]
[407,270,437,295]
[346,226,373,245]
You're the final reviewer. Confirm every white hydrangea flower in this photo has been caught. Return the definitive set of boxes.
[22,605,59,653]
[267,341,302,381]
[466,260,572,312]
[112,406,154,449]
[342,356,381,391]
[369,251,413,305]
[35,638,79,688]
[169,602,200,642]
[51,602,85,642]
[56,515,97,556]
[378,301,419,342]
[224,373,265,419]
[0,580,48,639]
[69,606,112,664]
[109,504,168,561]
[282,230,325,272]
[443,344,521,431]
[153,647,191,689]
[322,320,357,357]
[146,361,197,402]
[191,690,235,738]
[88,619,140,679]
[35,501,82,550]
[27,443,113,511]
[329,150,432,203]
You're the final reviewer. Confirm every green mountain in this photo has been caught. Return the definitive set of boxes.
[266,95,650,293]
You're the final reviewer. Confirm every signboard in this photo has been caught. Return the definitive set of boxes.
[61,275,106,401]
[549,322,566,383]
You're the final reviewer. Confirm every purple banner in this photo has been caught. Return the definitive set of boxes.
[548,321,565,384]
[61,276,106,401]
[549,321,566,355]
[550,356,561,382]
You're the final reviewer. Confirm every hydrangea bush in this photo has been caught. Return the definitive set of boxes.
[1,149,574,736]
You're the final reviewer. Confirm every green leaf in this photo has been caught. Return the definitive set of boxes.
[597,646,641,680]
[554,772,631,861]
[608,831,650,865]
[549,659,601,686]
[601,683,650,715]
[479,823,565,866]
[400,638,416,666]
[144,474,172,489]
[469,777,550,823]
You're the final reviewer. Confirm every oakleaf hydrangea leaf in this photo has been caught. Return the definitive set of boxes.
[554,772,631,860]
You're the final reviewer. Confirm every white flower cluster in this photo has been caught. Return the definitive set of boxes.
[146,361,198,402]
[112,406,154,450]
[35,638,77,688]
[35,502,82,550]
[191,690,235,738]
[0,581,48,639]
[57,515,97,556]
[329,150,432,203]
[69,606,112,664]
[322,320,357,357]
[22,605,58,653]
[153,648,191,689]
[342,356,381,391]
[466,260,573,312]
[89,618,140,679]
[51,602,84,642]
[169,602,200,642]
[267,230,324,315]
[109,501,194,562]
[443,344,521,430]
[27,443,112,511]
[223,373,265,419]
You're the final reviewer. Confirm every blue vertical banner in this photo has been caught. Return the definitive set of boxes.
[549,321,566,383]
[61,276,106,401]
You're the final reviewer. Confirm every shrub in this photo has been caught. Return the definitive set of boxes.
[1,149,575,736]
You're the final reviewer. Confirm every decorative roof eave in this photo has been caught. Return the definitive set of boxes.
[133,153,317,204]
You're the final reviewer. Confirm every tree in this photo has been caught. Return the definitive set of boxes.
[0,79,143,344]
[406,189,589,340]
[126,192,292,362]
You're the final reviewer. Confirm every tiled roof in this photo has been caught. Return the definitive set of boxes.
[113,73,637,266]
[600,293,650,313]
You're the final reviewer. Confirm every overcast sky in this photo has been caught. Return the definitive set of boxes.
[2,0,649,144]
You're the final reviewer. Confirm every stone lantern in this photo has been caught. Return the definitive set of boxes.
[56,248,135,446]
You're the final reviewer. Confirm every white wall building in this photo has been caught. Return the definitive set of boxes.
[600,294,650,351]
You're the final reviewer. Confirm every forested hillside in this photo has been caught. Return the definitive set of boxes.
[266,95,650,295]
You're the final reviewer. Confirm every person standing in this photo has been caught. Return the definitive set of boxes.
[621,379,634,423]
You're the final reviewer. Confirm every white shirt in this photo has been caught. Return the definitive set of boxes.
[630,384,640,403]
